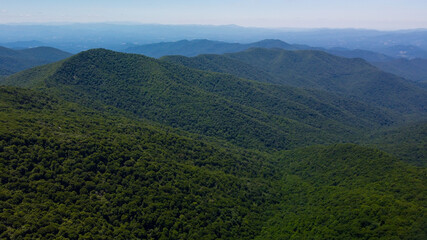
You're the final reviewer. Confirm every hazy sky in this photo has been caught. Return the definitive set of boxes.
[1,0,426,29]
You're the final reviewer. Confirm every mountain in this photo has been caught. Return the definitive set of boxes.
[124,39,308,58]
[0,40,46,49]
[377,45,427,59]
[1,24,426,53]
[1,48,426,238]
[127,38,427,65]
[160,54,278,84]
[372,58,427,82]
[125,39,245,57]
[2,49,396,151]
[1,86,425,239]
[163,48,427,115]
[0,46,72,76]
[326,48,395,62]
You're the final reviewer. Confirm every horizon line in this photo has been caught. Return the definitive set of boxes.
[0,21,426,32]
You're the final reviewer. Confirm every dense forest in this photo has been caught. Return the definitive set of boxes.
[0,48,426,239]
[3,49,399,150]
[163,48,427,114]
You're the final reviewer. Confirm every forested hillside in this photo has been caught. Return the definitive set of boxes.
[163,48,427,115]
[0,46,72,76]
[257,144,426,239]
[160,54,277,84]
[0,86,278,239]
[363,121,427,166]
[2,49,395,151]
[1,86,425,239]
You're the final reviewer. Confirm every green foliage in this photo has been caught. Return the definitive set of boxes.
[164,48,427,115]
[0,86,277,239]
[3,49,395,151]
[363,121,427,166]
[224,48,427,114]
[256,144,427,239]
[160,54,277,84]
[1,48,426,239]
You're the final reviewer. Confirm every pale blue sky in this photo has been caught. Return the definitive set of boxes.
[0,0,426,29]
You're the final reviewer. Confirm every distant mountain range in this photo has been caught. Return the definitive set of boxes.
[0,40,46,49]
[1,38,426,86]
[0,46,72,76]
[126,38,407,63]
[377,45,427,59]
[124,39,314,58]
[126,38,427,84]
[1,24,426,52]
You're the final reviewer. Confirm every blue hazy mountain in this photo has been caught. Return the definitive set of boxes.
[124,39,312,57]
[372,58,427,82]
[125,38,403,62]
[326,48,395,62]
[376,45,427,59]
[0,46,72,76]
[1,24,426,53]
[0,40,46,49]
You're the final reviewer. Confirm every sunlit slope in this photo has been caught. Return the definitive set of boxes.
[164,48,427,115]
[3,49,394,150]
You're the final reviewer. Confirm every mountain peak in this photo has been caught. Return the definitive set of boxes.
[255,39,290,45]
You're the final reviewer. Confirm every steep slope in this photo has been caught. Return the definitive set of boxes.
[125,39,305,58]
[0,46,72,76]
[0,86,277,239]
[2,49,394,151]
[372,58,427,82]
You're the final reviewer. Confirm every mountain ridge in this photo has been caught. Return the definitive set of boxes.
[0,46,72,76]
[2,48,396,151]
[124,39,311,58]
[163,47,427,115]
[372,58,427,83]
